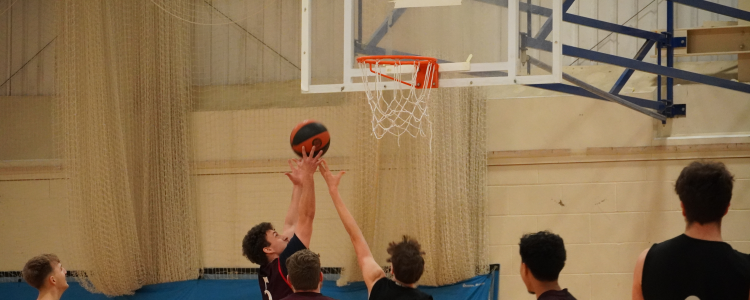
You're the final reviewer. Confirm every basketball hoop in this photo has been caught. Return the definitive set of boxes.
[356,55,438,146]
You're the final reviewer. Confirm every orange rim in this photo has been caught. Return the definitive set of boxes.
[356,55,439,89]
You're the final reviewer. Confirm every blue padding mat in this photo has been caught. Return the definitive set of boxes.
[0,268,498,300]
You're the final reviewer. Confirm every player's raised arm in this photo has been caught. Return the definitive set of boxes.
[295,146,323,248]
[281,159,304,240]
[319,160,386,293]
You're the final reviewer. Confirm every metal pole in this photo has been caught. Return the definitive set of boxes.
[527,0,532,75]
[528,56,667,121]
[667,0,674,105]
[657,44,662,105]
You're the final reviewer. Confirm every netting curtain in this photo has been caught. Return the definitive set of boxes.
[343,88,488,286]
[55,0,200,295]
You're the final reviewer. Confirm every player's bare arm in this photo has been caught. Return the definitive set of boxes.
[282,159,304,240]
[319,159,386,293]
[631,248,648,300]
[296,146,324,248]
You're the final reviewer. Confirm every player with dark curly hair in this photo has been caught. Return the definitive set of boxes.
[242,146,323,300]
[319,160,432,300]
[518,231,576,300]
[632,160,750,300]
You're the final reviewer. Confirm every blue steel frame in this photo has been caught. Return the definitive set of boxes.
[354,0,750,121]
[494,0,750,120]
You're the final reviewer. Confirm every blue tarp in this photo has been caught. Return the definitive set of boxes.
[0,269,498,300]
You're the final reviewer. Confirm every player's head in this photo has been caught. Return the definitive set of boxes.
[519,231,566,293]
[22,254,68,292]
[386,236,425,285]
[242,222,289,265]
[286,249,323,292]
[675,160,734,225]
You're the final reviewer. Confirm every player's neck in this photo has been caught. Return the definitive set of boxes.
[685,221,723,242]
[37,287,63,300]
[294,288,321,294]
[266,253,280,264]
[393,278,416,288]
[532,280,561,299]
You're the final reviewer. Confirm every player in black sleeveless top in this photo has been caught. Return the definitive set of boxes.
[519,231,577,300]
[632,161,750,300]
[319,160,433,300]
[242,147,324,300]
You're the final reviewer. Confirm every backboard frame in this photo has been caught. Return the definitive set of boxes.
[300,0,563,93]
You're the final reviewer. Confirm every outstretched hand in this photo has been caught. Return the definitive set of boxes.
[284,159,304,186]
[299,145,323,175]
[319,159,345,190]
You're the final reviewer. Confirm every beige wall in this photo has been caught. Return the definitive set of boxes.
[1,82,749,300]
[485,83,750,300]
[488,159,750,300]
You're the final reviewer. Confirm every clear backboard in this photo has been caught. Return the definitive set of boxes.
[301,0,563,93]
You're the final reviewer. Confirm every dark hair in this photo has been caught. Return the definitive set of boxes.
[519,231,566,282]
[675,161,734,224]
[286,249,321,291]
[386,236,425,284]
[22,254,60,290]
[243,222,273,265]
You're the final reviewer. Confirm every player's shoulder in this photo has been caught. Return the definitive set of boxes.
[259,258,280,275]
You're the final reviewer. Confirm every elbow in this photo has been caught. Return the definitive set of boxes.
[300,211,315,220]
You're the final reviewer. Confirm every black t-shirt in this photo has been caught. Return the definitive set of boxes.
[281,292,338,300]
[538,289,577,300]
[258,234,308,300]
[642,234,750,300]
[369,277,433,300]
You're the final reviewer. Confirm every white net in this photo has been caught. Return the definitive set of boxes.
[357,57,437,146]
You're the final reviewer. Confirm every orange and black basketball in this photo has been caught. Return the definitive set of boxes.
[290,120,330,157]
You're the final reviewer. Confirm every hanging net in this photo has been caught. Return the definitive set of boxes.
[357,56,438,145]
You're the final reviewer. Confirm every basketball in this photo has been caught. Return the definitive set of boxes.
[290,120,330,157]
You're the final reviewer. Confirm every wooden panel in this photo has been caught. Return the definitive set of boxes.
[739,53,750,82]
[740,0,749,26]
[675,2,697,62]
[687,26,750,54]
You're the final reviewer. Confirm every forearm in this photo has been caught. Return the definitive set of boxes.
[283,185,302,230]
[296,175,316,246]
[328,188,372,259]
[329,187,384,290]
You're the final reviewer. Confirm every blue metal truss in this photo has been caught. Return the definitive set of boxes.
[496,0,750,121]
[354,0,750,121]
